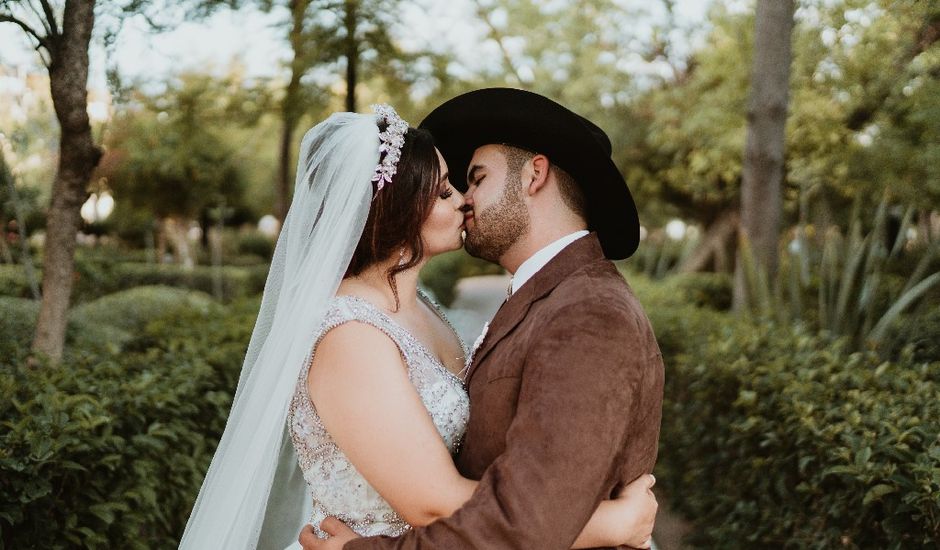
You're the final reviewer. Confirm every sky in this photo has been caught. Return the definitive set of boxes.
[0,0,713,92]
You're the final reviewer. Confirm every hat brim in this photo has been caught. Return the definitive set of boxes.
[420,88,639,260]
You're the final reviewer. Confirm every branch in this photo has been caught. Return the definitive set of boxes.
[472,0,525,85]
[37,0,59,36]
[0,13,49,50]
[24,0,53,37]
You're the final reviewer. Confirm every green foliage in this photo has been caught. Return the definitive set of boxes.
[627,0,940,226]
[626,271,940,547]
[419,249,504,306]
[621,235,699,280]
[102,73,258,223]
[881,308,940,364]
[0,265,30,298]
[0,296,257,549]
[627,5,751,224]
[736,197,940,349]
[70,285,216,344]
[110,263,268,301]
[669,271,733,311]
[0,260,268,304]
[654,318,940,548]
[0,297,40,362]
[235,231,275,261]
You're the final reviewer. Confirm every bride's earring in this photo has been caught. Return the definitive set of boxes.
[398,248,406,267]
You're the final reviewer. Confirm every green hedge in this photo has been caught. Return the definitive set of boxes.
[882,308,940,364]
[0,261,269,303]
[0,287,219,361]
[96,263,268,302]
[0,297,257,549]
[652,314,940,548]
[0,265,33,299]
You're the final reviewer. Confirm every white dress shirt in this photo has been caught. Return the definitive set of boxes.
[509,230,589,296]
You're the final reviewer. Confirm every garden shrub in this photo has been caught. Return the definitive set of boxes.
[236,231,275,261]
[0,265,32,299]
[657,322,940,549]
[669,271,733,311]
[0,298,257,549]
[881,308,940,364]
[2,255,269,304]
[0,297,127,363]
[110,263,267,301]
[71,286,215,335]
[0,297,40,361]
[1,287,218,361]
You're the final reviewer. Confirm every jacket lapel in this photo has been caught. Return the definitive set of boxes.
[464,234,605,384]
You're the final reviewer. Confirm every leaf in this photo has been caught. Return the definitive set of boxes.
[822,465,857,478]
[870,271,940,342]
[89,503,115,525]
[855,446,872,467]
[863,483,896,506]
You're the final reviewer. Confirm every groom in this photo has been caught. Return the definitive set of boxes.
[302,88,665,549]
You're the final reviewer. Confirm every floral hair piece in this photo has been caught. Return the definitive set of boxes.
[371,103,410,193]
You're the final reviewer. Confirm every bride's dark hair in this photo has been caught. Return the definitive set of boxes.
[344,123,441,309]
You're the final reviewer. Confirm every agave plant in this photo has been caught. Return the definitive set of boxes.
[738,195,940,349]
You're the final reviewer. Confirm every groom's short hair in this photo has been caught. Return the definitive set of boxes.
[498,145,587,220]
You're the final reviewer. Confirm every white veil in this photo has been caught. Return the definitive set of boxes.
[179,112,381,549]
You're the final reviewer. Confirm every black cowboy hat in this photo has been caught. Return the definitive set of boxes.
[419,88,639,260]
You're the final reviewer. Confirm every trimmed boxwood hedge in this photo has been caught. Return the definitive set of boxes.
[647,305,940,548]
[0,261,268,303]
[0,295,257,549]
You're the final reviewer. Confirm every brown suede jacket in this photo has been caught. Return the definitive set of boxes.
[346,233,665,550]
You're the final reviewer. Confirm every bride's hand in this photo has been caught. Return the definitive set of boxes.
[612,474,657,549]
[298,518,361,550]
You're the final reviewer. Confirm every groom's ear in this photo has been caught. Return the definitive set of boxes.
[526,154,551,196]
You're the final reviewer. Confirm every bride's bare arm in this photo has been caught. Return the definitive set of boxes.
[309,321,475,526]
[309,322,655,548]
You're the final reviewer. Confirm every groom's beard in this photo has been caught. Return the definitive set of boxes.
[464,173,530,263]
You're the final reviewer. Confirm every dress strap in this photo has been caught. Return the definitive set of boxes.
[299,296,411,383]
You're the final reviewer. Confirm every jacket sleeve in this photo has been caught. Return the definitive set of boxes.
[345,298,654,550]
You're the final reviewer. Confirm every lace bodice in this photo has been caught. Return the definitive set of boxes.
[287,294,470,538]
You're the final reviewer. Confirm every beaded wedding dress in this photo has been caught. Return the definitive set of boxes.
[286,292,470,540]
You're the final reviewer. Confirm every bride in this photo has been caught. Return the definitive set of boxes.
[178,105,657,550]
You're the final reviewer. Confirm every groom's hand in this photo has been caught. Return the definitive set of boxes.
[298,517,360,550]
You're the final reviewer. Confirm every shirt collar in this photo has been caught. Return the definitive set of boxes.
[510,230,589,295]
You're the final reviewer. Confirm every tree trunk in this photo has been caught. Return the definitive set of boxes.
[0,218,12,264]
[155,218,168,263]
[275,0,308,223]
[165,217,194,269]
[276,115,297,223]
[732,0,795,312]
[678,210,739,274]
[32,0,102,362]
[344,0,358,112]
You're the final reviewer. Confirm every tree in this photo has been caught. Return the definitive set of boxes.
[733,0,796,310]
[259,0,330,222]
[1,0,103,361]
[262,0,435,223]
[100,74,254,264]
[0,0,235,362]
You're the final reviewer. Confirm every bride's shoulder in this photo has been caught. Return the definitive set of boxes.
[310,306,405,377]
